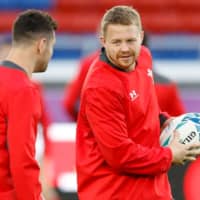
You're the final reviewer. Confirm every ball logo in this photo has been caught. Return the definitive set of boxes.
[181,131,197,144]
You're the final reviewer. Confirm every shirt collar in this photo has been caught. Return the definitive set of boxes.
[0,60,26,74]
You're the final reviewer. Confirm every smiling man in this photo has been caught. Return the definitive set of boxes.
[76,5,200,200]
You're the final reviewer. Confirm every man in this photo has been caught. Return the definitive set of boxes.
[0,9,57,200]
[0,35,52,161]
[76,6,200,200]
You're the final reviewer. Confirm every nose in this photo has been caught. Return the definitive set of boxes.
[120,42,129,52]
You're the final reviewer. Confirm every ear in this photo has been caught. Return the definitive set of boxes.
[140,31,144,45]
[37,38,47,54]
[99,35,106,47]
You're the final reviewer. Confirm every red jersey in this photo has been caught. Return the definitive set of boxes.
[154,72,185,116]
[0,61,43,200]
[63,51,99,121]
[76,46,173,200]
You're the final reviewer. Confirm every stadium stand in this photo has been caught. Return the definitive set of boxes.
[0,0,53,10]
[1,0,200,61]
[1,0,200,33]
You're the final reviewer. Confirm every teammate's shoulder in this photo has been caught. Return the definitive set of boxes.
[80,51,99,65]
[137,46,152,69]
[153,71,172,84]
[140,45,152,58]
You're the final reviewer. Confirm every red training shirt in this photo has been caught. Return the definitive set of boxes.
[76,46,173,200]
[154,71,185,116]
[0,61,43,200]
[63,51,99,121]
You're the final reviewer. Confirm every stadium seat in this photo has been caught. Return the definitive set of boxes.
[0,11,18,32]
[177,0,200,8]
[0,0,53,10]
[1,0,200,33]
[0,0,18,9]
[17,0,53,9]
[55,0,97,11]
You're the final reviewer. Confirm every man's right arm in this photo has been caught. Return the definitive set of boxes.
[85,87,172,176]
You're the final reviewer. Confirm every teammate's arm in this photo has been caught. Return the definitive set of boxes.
[7,87,43,200]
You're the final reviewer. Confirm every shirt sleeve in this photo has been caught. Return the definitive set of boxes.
[7,86,43,200]
[63,52,98,121]
[168,83,185,115]
[85,88,172,176]
[63,64,87,121]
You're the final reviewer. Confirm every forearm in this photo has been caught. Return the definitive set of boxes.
[97,137,172,175]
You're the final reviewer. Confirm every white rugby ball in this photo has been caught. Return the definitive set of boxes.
[160,113,200,146]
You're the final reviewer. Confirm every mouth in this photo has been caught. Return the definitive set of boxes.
[119,56,132,61]
[120,55,131,58]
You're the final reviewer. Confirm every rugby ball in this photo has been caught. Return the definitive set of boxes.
[160,113,200,146]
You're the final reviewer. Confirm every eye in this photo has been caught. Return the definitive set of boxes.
[127,39,136,43]
[112,40,121,45]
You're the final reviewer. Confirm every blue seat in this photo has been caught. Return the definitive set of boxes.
[0,0,18,9]
[16,0,53,9]
[0,0,53,10]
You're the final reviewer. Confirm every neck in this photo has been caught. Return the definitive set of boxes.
[6,47,35,78]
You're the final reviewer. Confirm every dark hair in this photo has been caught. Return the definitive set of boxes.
[101,5,142,36]
[13,9,57,43]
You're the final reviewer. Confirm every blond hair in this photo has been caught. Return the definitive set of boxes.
[101,5,142,36]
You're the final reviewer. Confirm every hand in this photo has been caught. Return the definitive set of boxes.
[41,194,46,200]
[168,131,200,165]
[161,117,175,132]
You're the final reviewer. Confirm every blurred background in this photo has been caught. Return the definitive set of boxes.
[0,0,200,200]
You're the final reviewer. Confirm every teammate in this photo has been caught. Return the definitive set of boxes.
[0,34,57,200]
[0,9,57,200]
[76,6,200,200]
[0,37,52,160]
[154,71,185,116]
[142,32,185,116]
[63,51,99,121]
